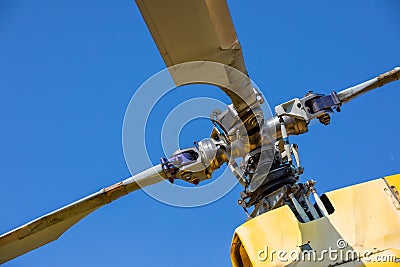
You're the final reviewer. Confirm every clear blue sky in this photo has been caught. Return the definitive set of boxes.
[1,0,399,266]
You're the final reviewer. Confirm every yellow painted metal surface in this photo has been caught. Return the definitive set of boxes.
[231,174,400,266]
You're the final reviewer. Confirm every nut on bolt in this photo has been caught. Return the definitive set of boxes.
[318,113,331,125]
[182,172,192,180]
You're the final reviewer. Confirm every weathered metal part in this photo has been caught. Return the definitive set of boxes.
[231,175,400,267]
[337,67,400,104]
[317,113,331,125]
[288,193,310,223]
[311,186,329,217]
[228,160,247,187]
[160,157,177,183]
[165,138,228,185]
[279,117,292,164]
[310,91,340,114]
[275,98,311,122]
[197,138,222,172]
[290,144,303,174]
[257,187,287,215]
[264,116,308,141]
[303,194,320,220]
[245,164,298,203]
[0,165,164,264]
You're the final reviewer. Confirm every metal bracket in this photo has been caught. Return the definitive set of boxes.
[160,157,177,183]
[275,98,310,122]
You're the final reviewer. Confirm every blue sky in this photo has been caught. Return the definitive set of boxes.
[1,0,400,266]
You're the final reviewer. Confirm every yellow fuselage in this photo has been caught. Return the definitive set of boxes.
[231,175,400,266]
